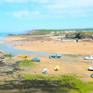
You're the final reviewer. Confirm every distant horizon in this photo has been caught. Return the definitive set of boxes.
[0,28,93,34]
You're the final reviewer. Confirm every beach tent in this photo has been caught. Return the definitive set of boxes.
[31,57,41,62]
[49,53,63,59]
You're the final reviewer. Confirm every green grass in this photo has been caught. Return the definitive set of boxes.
[23,74,93,93]
[19,60,34,67]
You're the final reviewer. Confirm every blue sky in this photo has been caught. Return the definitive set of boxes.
[0,0,93,33]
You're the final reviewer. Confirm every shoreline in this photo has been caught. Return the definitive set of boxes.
[2,35,93,56]
[14,40,93,56]
[4,36,26,43]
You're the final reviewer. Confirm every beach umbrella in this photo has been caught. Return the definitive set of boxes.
[31,57,40,62]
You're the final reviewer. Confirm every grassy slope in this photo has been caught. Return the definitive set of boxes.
[17,60,93,93]
[23,74,93,93]
[0,59,92,93]
[30,29,93,38]
[19,60,34,67]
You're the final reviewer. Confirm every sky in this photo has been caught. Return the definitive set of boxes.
[0,0,93,33]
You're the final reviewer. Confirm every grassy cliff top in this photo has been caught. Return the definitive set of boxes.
[25,28,93,35]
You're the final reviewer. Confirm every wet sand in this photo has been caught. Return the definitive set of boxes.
[4,36,26,42]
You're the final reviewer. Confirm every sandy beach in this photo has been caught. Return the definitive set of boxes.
[4,36,26,42]
[13,40,93,56]
[4,36,93,56]
[4,36,93,81]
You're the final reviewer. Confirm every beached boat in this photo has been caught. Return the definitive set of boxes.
[49,53,63,59]
[84,55,93,60]
[31,57,41,62]
[88,67,93,71]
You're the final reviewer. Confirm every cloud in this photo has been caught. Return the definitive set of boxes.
[46,0,93,10]
[4,0,93,18]
[7,10,40,18]
[2,0,93,7]
[43,0,93,17]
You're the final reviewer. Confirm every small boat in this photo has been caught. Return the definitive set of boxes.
[88,67,93,71]
[49,53,63,59]
[31,57,41,62]
[90,74,93,78]
[54,66,60,71]
[42,68,48,74]
[84,55,93,60]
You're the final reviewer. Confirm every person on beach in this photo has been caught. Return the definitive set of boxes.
[74,33,81,43]
[76,38,79,43]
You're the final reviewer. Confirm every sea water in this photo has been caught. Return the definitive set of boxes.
[0,33,49,56]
